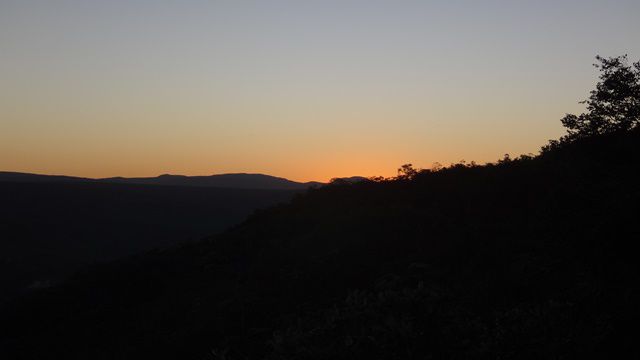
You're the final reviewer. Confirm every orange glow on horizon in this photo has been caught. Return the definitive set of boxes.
[2,1,637,182]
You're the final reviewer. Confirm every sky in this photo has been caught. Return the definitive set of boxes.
[1,0,639,182]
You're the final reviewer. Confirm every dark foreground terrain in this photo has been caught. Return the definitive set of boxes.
[1,129,639,359]
[0,182,299,302]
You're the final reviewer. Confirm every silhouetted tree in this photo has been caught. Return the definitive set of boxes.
[397,163,418,180]
[560,55,640,139]
[498,153,512,164]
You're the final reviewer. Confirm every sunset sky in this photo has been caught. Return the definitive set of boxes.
[1,0,639,182]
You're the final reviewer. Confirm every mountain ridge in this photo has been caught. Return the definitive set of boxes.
[0,171,325,190]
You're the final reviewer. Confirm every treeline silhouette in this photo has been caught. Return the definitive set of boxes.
[1,56,639,359]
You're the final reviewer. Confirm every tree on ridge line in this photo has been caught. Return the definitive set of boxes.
[557,55,640,142]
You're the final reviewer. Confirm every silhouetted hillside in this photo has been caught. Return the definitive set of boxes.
[0,182,299,302]
[2,128,639,359]
[103,173,324,189]
[0,172,92,184]
[0,172,323,190]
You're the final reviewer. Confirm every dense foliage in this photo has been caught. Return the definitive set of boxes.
[555,55,640,142]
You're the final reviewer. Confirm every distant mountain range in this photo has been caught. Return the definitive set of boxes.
[0,171,368,301]
[0,171,326,190]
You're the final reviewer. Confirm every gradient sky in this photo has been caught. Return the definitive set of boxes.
[1,0,639,182]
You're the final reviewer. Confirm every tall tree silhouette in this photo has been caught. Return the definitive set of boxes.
[560,55,640,140]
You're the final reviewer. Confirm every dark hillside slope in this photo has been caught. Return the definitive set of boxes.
[0,182,298,301]
[2,130,640,359]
